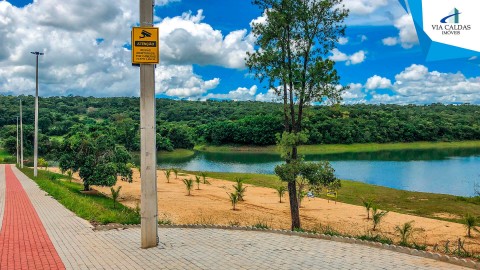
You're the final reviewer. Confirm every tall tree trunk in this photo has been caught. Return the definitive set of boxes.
[83,182,90,191]
[285,24,300,230]
[288,180,301,230]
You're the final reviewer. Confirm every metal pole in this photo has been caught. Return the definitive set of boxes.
[20,100,23,169]
[16,116,19,165]
[139,0,158,249]
[34,53,39,177]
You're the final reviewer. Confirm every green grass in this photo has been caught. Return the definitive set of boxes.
[197,141,480,155]
[0,148,16,164]
[185,171,480,224]
[159,149,195,159]
[18,167,140,225]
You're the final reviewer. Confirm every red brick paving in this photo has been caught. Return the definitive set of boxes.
[0,165,65,270]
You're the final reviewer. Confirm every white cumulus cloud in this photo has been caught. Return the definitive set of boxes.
[205,85,258,101]
[382,37,398,46]
[329,49,366,65]
[0,1,257,98]
[365,75,392,90]
[159,10,255,69]
[383,14,419,49]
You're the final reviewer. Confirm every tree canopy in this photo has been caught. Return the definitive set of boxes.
[59,131,133,191]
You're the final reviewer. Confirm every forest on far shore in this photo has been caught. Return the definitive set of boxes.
[1,95,480,160]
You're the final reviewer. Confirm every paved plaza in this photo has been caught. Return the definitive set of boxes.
[0,164,472,269]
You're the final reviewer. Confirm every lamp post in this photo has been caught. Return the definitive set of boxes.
[20,100,23,168]
[16,116,19,165]
[31,51,44,177]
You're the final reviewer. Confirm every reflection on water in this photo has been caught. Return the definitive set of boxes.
[148,147,480,197]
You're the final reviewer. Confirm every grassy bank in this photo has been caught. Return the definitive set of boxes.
[185,171,480,224]
[18,167,140,225]
[159,149,195,159]
[0,148,15,164]
[197,141,480,155]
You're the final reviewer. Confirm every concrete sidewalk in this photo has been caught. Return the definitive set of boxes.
[0,164,472,269]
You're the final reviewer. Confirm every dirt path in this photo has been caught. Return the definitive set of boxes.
[51,167,480,253]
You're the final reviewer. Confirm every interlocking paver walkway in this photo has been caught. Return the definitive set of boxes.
[0,164,472,269]
[0,165,65,270]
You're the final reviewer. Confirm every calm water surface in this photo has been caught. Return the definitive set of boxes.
[155,148,480,197]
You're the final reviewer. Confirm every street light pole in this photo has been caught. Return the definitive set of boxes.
[20,100,23,169]
[16,116,19,165]
[139,0,158,249]
[31,51,44,177]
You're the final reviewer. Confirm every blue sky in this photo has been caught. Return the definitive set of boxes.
[1,0,479,104]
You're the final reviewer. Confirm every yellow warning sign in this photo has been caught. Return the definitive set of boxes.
[131,27,159,64]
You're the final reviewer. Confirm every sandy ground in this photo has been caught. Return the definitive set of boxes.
[50,167,479,253]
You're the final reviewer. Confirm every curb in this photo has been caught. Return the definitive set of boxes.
[94,223,480,269]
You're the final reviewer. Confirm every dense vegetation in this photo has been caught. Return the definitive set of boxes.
[2,95,480,159]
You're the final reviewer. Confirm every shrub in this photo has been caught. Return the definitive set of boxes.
[110,186,122,209]
[372,206,388,231]
[276,186,287,203]
[395,221,414,246]
[172,168,179,179]
[233,178,246,201]
[66,170,74,182]
[195,175,201,190]
[228,192,239,210]
[361,197,375,219]
[183,179,193,196]
[463,213,480,237]
[164,169,172,183]
[200,172,210,184]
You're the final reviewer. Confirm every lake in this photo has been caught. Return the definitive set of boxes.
[155,148,480,197]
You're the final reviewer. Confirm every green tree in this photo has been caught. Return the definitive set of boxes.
[247,0,348,230]
[58,132,133,191]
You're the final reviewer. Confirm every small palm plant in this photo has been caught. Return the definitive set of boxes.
[276,186,287,203]
[110,186,122,209]
[195,175,201,190]
[66,170,74,182]
[164,169,172,183]
[233,178,247,201]
[463,213,480,237]
[183,179,193,196]
[200,172,210,184]
[395,221,414,246]
[362,197,374,219]
[297,190,307,208]
[228,192,239,210]
[372,206,388,231]
[172,168,179,179]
